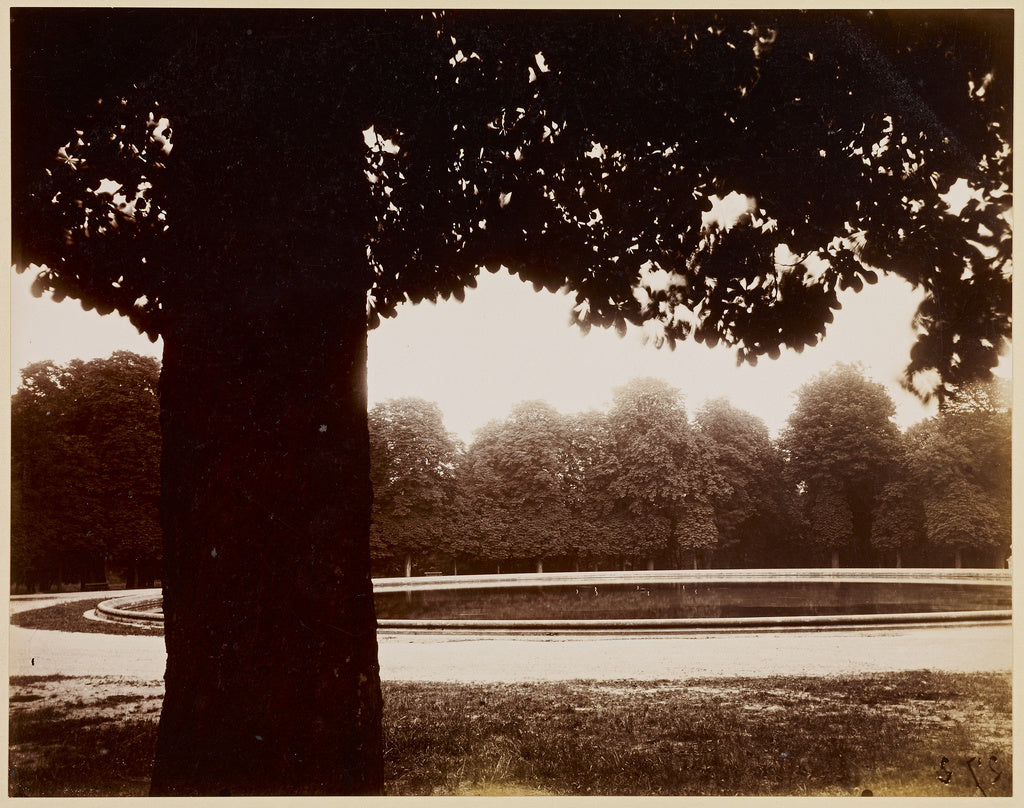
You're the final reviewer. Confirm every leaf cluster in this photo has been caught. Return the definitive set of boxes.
[11,10,1012,396]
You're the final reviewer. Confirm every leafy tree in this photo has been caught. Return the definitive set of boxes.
[870,379,1011,569]
[11,9,1012,795]
[694,398,799,567]
[450,442,515,572]
[781,364,902,566]
[675,500,721,570]
[457,401,572,571]
[807,483,856,568]
[11,352,161,590]
[368,398,460,576]
[901,392,1011,567]
[870,480,926,568]
[922,480,1006,568]
[605,378,728,568]
[80,352,162,586]
[560,411,624,569]
[939,377,1012,415]
[12,361,99,590]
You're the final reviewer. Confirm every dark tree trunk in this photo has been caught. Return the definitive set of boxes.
[150,287,382,795]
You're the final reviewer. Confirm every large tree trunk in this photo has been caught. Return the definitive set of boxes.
[150,290,382,795]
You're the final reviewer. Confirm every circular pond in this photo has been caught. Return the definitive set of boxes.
[97,568,1010,632]
[371,569,1010,630]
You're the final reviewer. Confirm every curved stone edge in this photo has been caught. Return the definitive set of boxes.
[372,568,1011,593]
[376,609,1012,631]
[97,596,164,623]
[82,608,164,630]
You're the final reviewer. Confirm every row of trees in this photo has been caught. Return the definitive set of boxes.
[11,351,162,592]
[370,367,1011,575]
[12,354,1009,594]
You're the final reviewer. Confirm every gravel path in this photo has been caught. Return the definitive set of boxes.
[9,593,1012,683]
[375,623,1012,682]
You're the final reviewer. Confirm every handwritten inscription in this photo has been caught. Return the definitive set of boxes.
[937,754,1004,796]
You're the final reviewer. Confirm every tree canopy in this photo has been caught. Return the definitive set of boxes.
[12,10,1011,396]
[896,386,1012,566]
[457,401,574,569]
[782,364,903,566]
[695,398,799,567]
[368,398,461,574]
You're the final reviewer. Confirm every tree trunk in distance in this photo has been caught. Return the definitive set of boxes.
[831,549,840,569]
[150,291,382,796]
[536,558,544,574]
[954,548,963,569]
[404,554,412,578]
[646,558,655,571]
[895,551,902,569]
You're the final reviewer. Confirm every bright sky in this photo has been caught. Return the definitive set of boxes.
[10,264,986,442]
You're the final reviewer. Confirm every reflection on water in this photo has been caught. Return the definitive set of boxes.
[374,581,1011,621]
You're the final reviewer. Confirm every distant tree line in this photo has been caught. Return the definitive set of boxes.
[369,367,1011,575]
[11,355,1010,591]
[11,351,161,592]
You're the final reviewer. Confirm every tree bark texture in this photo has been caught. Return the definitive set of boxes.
[151,291,382,795]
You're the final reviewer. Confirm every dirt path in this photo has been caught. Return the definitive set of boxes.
[375,623,1012,682]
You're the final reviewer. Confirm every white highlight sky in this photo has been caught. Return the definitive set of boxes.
[10,265,974,442]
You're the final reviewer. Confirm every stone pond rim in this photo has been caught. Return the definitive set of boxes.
[94,568,1012,632]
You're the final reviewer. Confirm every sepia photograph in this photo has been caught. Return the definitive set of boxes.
[8,6,1013,798]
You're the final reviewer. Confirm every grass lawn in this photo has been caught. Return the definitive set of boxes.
[10,598,161,636]
[8,669,1011,797]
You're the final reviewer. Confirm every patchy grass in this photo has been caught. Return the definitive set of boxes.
[10,599,162,636]
[9,669,1010,798]
[9,716,158,797]
[381,670,1011,797]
